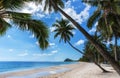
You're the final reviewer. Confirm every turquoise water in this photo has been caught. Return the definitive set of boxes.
[0,61,74,73]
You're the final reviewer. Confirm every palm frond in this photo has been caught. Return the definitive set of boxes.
[0,18,11,36]
[66,25,75,30]
[39,37,49,50]
[87,9,101,29]
[1,0,30,10]
[52,23,60,28]
[24,20,49,49]
[53,19,74,43]
[37,0,64,13]
[66,31,74,37]
[6,11,31,20]
[54,31,61,39]
[5,11,49,49]
[82,0,103,6]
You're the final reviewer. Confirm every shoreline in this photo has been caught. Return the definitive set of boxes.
[0,62,80,78]
[0,62,119,78]
[0,62,75,75]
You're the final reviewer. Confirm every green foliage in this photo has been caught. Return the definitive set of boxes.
[0,0,49,50]
[64,58,73,62]
[0,0,30,10]
[84,0,120,40]
[45,0,64,12]
[87,10,101,28]
[0,18,11,35]
[109,44,120,62]
[79,56,90,62]
[53,19,75,43]
[82,0,101,6]
[80,34,107,63]
[36,0,64,13]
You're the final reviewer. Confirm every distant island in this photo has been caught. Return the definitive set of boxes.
[64,58,77,62]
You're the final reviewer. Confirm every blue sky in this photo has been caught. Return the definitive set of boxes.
[0,0,97,61]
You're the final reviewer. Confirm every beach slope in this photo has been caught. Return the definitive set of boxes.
[0,62,119,78]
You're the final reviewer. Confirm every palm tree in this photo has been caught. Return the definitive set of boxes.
[53,19,109,72]
[83,34,110,72]
[83,0,120,61]
[35,0,120,74]
[0,0,49,49]
[53,18,84,55]
[109,44,120,62]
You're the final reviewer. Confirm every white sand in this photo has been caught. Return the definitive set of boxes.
[60,63,119,78]
[0,62,119,78]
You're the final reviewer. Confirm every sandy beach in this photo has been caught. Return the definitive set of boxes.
[0,62,119,78]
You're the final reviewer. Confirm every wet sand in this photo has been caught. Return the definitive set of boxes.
[0,62,119,78]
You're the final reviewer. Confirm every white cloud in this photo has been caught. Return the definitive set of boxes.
[7,35,12,39]
[51,50,58,54]
[21,2,37,13]
[20,2,47,18]
[49,42,57,49]
[65,0,72,8]
[49,43,55,46]
[49,27,56,32]
[75,39,84,46]
[33,53,52,56]
[33,50,58,57]
[35,41,39,46]
[106,41,112,45]
[89,28,96,33]
[29,34,35,38]
[105,40,114,45]
[88,22,98,33]
[73,0,77,2]
[33,53,45,56]
[94,22,98,27]
[9,49,13,52]
[62,3,91,24]
[18,53,28,56]
[72,31,76,35]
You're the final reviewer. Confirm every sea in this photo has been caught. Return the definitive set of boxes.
[0,61,75,73]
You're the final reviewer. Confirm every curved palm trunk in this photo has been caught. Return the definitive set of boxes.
[94,62,109,72]
[50,0,120,75]
[67,41,109,72]
[67,41,84,54]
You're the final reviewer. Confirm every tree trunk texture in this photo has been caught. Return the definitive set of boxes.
[114,35,118,61]
[67,41,84,54]
[50,0,120,75]
[67,41,109,72]
[94,62,109,72]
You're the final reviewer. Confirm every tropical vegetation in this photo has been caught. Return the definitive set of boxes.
[80,33,109,72]
[53,19,108,72]
[35,0,120,75]
[83,0,120,62]
[0,0,49,49]
[1,0,120,75]
[53,19,83,54]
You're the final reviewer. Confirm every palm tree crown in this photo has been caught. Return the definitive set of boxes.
[53,18,75,43]
[83,0,120,61]
[83,0,120,41]
[36,0,64,12]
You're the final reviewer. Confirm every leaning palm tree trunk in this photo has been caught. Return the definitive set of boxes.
[67,41,109,72]
[50,1,120,75]
[67,41,84,54]
[94,62,109,72]
[114,35,118,61]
